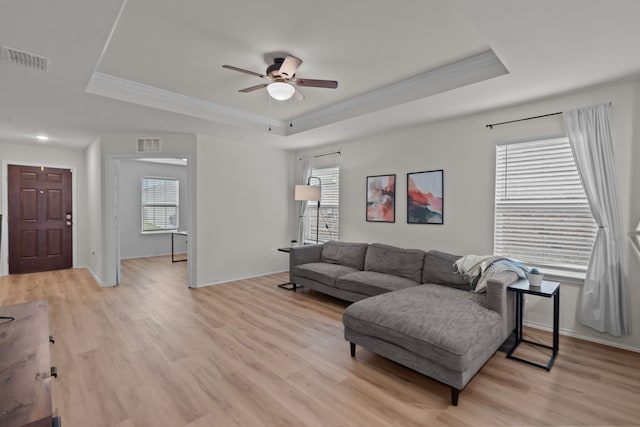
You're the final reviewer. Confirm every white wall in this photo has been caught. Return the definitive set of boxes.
[118,160,188,259]
[195,134,293,286]
[85,137,103,283]
[297,79,640,351]
[95,131,293,289]
[98,132,197,286]
[0,141,88,274]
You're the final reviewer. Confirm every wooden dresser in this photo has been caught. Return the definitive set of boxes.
[0,300,60,427]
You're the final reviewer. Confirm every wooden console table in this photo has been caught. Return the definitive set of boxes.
[0,300,60,427]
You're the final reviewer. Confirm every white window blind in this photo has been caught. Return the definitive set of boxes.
[494,137,597,273]
[141,177,179,233]
[304,167,339,244]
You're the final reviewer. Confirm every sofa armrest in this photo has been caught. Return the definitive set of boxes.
[289,244,323,281]
[486,271,519,341]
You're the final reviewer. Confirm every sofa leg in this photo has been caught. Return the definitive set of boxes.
[350,342,356,357]
[451,387,459,406]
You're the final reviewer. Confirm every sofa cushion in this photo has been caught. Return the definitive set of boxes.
[343,284,503,373]
[364,243,425,283]
[336,271,419,297]
[292,262,359,288]
[422,250,468,289]
[321,241,369,270]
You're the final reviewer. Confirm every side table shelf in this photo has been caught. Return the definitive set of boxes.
[506,279,560,371]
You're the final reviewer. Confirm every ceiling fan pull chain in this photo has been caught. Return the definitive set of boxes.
[268,95,272,131]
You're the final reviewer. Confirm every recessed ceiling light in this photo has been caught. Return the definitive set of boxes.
[36,135,49,141]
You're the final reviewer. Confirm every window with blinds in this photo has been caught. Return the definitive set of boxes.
[304,167,339,244]
[141,177,179,233]
[494,137,597,274]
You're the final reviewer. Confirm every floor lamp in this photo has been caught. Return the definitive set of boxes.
[295,177,322,244]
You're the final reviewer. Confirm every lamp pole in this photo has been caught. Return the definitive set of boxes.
[307,176,322,244]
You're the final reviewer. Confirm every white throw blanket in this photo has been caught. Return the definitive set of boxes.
[454,255,505,283]
[455,255,528,293]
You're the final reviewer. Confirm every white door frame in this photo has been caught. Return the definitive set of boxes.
[1,160,78,276]
[104,154,194,287]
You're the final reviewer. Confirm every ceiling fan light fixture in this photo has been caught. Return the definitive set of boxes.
[267,82,295,101]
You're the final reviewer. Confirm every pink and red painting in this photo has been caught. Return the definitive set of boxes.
[407,170,443,224]
[366,174,395,222]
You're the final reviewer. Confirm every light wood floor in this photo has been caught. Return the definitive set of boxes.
[1,257,639,426]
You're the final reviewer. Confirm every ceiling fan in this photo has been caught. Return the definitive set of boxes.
[222,55,338,101]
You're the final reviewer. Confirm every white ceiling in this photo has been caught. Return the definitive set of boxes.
[1,0,640,151]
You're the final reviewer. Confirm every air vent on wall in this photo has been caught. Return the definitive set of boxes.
[1,45,49,71]
[137,138,161,153]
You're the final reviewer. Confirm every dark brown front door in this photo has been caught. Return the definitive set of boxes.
[8,165,73,274]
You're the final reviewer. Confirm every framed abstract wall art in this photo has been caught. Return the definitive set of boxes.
[366,174,396,222]
[407,169,443,224]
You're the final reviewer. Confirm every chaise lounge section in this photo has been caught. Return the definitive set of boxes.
[289,241,519,405]
[343,272,517,405]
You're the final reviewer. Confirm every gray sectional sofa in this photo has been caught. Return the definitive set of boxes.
[289,241,519,406]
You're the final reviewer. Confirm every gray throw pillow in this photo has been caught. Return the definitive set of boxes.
[321,241,369,270]
[364,243,425,283]
[422,250,469,289]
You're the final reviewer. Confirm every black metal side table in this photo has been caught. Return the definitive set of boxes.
[277,247,297,291]
[507,279,560,371]
[171,231,188,263]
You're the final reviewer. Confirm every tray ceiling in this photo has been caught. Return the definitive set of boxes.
[2,0,640,149]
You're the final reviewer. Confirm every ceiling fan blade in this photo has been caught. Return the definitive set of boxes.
[292,87,305,102]
[294,78,338,89]
[223,64,267,79]
[239,83,269,93]
[278,55,302,79]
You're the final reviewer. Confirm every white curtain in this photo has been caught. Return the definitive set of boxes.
[563,103,629,336]
[297,157,313,244]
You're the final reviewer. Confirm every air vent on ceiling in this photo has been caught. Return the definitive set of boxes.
[1,45,49,71]
[137,138,161,153]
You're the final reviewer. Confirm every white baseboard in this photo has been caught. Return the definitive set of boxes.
[80,265,102,286]
[194,269,288,289]
[523,320,640,353]
[119,253,184,260]
[79,265,118,288]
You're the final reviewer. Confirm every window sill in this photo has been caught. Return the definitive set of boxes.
[538,268,585,285]
[141,231,177,235]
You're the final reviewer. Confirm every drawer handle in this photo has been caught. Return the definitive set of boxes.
[51,367,58,378]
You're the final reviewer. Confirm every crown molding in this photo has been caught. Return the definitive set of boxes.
[287,50,508,134]
[86,72,287,134]
[86,50,507,137]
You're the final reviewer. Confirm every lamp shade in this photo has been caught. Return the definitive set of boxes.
[267,82,295,101]
[295,184,321,201]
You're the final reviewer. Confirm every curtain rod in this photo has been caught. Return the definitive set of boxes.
[299,151,341,160]
[486,112,562,129]
[314,151,340,158]
[486,102,612,129]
